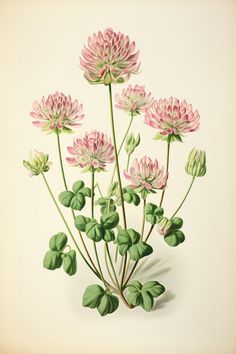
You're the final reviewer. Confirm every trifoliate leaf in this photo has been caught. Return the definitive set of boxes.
[117,228,140,256]
[72,180,85,194]
[70,192,86,210]
[145,203,164,224]
[142,281,165,297]
[82,284,105,308]
[171,217,183,229]
[59,191,75,207]
[97,293,119,317]
[103,229,115,242]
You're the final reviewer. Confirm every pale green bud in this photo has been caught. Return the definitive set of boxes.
[157,217,172,236]
[23,150,51,176]
[185,148,206,177]
[125,132,140,155]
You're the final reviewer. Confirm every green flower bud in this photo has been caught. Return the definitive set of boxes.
[23,150,51,176]
[157,217,172,236]
[185,148,206,177]
[125,132,140,156]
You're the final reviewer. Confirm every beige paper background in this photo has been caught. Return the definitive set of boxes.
[1,0,236,353]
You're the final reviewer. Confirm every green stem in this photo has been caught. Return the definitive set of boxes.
[106,243,120,289]
[91,169,107,288]
[108,84,127,229]
[104,245,117,287]
[110,114,134,183]
[41,172,99,277]
[126,154,131,171]
[56,132,68,190]
[170,176,195,219]
[141,198,146,240]
[159,142,171,207]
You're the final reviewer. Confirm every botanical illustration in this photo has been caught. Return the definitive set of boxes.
[23,28,206,316]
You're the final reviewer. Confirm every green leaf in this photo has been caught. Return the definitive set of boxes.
[72,180,84,194]
[123,187,141,206]
[43,250,63,270]
[95,197,107,206]
[82,285,119,316]
[49,232,67,252]
[100,211,119,230]
[129,241,153,261]
[70,192,86,210]
[82,284,105,308]
[117,228,140,256]
[145,203,164,224]
[97,293,119,316]
[127,280,165,312]
[142,281,165,297]
[103,229,115,242]
[85,220,105,242]
[62,250,77,276]
[171,217,183,229]
[59,191,75,207]
[79,187,91,197]
[74,215,91,232]
[164,229,185,247]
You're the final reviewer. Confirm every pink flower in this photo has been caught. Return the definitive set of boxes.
[115,84,153,116]
[124,156,168,196]
[145,97,200,142]
[80,28,140,85]
[66,130,115,172]
[30,92,84,134]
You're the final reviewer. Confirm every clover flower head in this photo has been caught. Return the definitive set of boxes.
[145,97,200,142]
[80,27,140,85]
[30,92,84,134]
[124,156,168,196]
[23,150,51,176]
[66,130,115,172]
[115,84,153,116]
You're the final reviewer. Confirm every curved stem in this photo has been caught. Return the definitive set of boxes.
[56,132,68,190]
[159,142,171,207]
[105,244,120,289]
[170,176,195,219]
[104,245,117,287]
[141,198,146,240]
[126,154,131,171]
[41,172,99,277]
[110,115,134,183]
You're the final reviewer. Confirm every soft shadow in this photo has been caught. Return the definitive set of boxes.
[153,290,176,311]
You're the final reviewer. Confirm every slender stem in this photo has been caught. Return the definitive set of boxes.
[170,176,195,219]
[110,115,134,183]
[106,244,120,289]
[56,132,68,190]
[96,182,103,198]
[41,172,99,277]
[159,142,171,207]
[104,245,117,287]
[141,198,146,240]
[91,169,107,288]
[108,84,127,229]
[126,154,131,171]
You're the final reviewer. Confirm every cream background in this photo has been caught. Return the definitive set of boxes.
[1,0,236,353]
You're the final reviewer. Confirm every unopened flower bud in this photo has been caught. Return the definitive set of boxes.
[185,148,206,177]
[157,217,172,236]
[23,150,51,176]
[125,132,140,155]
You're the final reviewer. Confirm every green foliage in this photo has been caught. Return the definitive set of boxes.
[82,284,119,316]
[103,229,115,242]
[145,203,164,224]
[154,132,183,143]
[85,220,105,242]
[127,280,165,311]
[100,211,119,230]
[74,215,91,232]
[95,197,117,214]
[164,229,185,247]
[117,228,153,260]
[160,216,185,247]
[122,187,140,206]
[43,232,77,276]
[62,250,77,275]
[59,180,91,211]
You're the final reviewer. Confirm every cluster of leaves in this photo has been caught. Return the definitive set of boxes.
[127,280,165,311]
[144,202,185,247]
[75,211,119,242]
[43,232,77,276]
[59,180,91,210]
[82,284,119,316]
